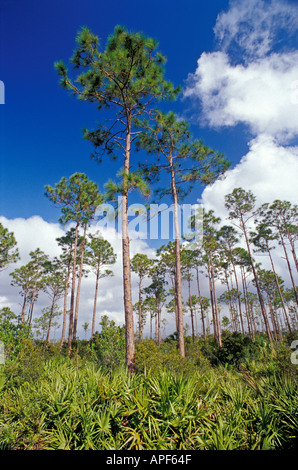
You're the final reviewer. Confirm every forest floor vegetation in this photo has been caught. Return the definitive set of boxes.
[0,329,297,450]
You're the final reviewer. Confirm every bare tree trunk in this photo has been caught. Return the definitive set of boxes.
[91,264,100,339]
[170,158,185,357]
[60,266,70,349]
[224,268,236,333]
[169,276,178,333]
[21,293,27,324]
[275,308,283,342]
[240,266,251,337]
[228,275,237,332]
[188,278,195,343]
[266,241,292,332]
[266,290,278,341]
[28,298,34,326]
[68,222,79,355]
[207,258,221,345]
[157,304,161,346]
[28,284,38,325]
[196,267,206,340]
[46,298,56,343]
[210,256,221,347]
[123,124,135,374]
[229,248,245,335]
[138,279,142,339]
[73,224,87,339]
[207,261,216,340]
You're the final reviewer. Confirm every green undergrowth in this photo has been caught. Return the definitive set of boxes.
[0,334,297,450]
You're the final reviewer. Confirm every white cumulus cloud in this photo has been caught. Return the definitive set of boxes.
[201,134,298,217]
[185,50,298,141]
[184,0,298,142]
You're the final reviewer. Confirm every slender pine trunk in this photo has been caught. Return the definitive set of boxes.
[28,299,34,326]
[60,265,71,349]
[275,307,283,341]
[170,157,185,357]
[46,298,56,343]
[123,122,135,374]
[188,278,195,343]
[210,256,221,347]
[207,258,219,345]
[229,246,245,335]
[28,278,39,325]
[241,266,254,340]
[91,264,100,339]
[73,224,87,339]
[170,275,179,333]
[21,289,28,324]
[196,267,206,340]
[138,277,142,339]
[228,275,237,332]
[157,303,161,346]
[266,289,278,341]
[266,241,292,332]
[68,222,79,355]
[224,268,235,333]
[240,266,251,337]
[207,261,216,339]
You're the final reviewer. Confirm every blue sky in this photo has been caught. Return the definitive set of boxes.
[0,0,251,222]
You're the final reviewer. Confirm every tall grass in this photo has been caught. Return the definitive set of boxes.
[0,353,297,450]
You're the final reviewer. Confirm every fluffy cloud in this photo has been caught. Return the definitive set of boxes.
[184,0,298,142]
[0,215,64,263]
[201,134,298,218]
[185,50,298,141]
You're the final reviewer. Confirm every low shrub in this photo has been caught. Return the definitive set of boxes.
[200,332,269,367]
[91,315,126,369]
[3,339,47,388]
[135,338,210,375]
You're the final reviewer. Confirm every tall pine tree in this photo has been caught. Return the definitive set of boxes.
[55,26,179,373]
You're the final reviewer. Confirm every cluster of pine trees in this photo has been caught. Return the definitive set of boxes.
[0,187,297,359]
[0,25,297,374]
